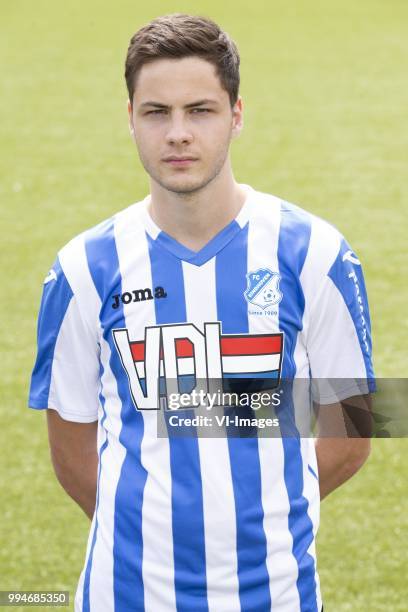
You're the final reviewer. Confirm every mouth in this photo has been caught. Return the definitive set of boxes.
[162,157,198,167]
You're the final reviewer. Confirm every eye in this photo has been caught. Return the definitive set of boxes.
[146,109,167,115]
[191,108,211,114]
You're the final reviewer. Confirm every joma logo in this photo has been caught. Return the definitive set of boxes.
[112,286,167,309]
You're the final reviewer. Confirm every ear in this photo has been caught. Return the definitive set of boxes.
[231,96,243,139]
[127,99,135,136]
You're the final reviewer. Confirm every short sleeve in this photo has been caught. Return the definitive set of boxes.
[28,257,100,422]
[306,238,376,404]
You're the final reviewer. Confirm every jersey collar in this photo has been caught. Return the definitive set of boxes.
[140,184,254,266]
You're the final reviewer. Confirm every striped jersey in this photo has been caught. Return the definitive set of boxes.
[29,184,375,612]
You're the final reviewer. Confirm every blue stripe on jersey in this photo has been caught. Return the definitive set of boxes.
[29,257,73,408]
[147,234,209,612]
[328,239,375,387]
[277,203,318,612]
[84,219,147,612]
[216,224,272,612]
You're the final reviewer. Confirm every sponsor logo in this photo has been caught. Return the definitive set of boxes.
[44,269,57,284]
[244,268,283,310]
[348,269,370,355]
[113,322,283,410]
[343,248,369,354]
[342,250,361,265]
[112,286,167,309]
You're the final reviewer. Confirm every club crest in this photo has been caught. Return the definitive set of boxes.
[244,268,283,310]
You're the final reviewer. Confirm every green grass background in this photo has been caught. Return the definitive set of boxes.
[1,1,407,610]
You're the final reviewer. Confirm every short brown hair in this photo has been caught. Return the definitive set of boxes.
[125,14,240,107]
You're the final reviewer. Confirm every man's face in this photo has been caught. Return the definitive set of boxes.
[128,57,243,195]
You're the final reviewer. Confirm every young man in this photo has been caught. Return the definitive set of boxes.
[29,13,375,612]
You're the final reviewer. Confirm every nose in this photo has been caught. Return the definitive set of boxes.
[165,114,193,146]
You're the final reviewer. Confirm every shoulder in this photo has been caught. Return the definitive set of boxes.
[49,198,147,312]
[249,186,345,270]
[60,199,144,258]
[57,198,147,283]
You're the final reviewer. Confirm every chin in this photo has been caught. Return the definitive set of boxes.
[160,175,209,195]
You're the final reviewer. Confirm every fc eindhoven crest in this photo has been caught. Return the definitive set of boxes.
[244,268,283,310]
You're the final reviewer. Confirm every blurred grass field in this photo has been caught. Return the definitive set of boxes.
[1,1,407,610]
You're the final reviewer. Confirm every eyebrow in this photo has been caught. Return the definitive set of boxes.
[139,99,219,109]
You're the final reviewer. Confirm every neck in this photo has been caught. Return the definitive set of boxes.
[147,160,247,252]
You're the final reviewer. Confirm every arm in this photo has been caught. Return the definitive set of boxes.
[315,434,371,500]
[47,408,98,520]
[314,395,372,500]
[29,257,101,518]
